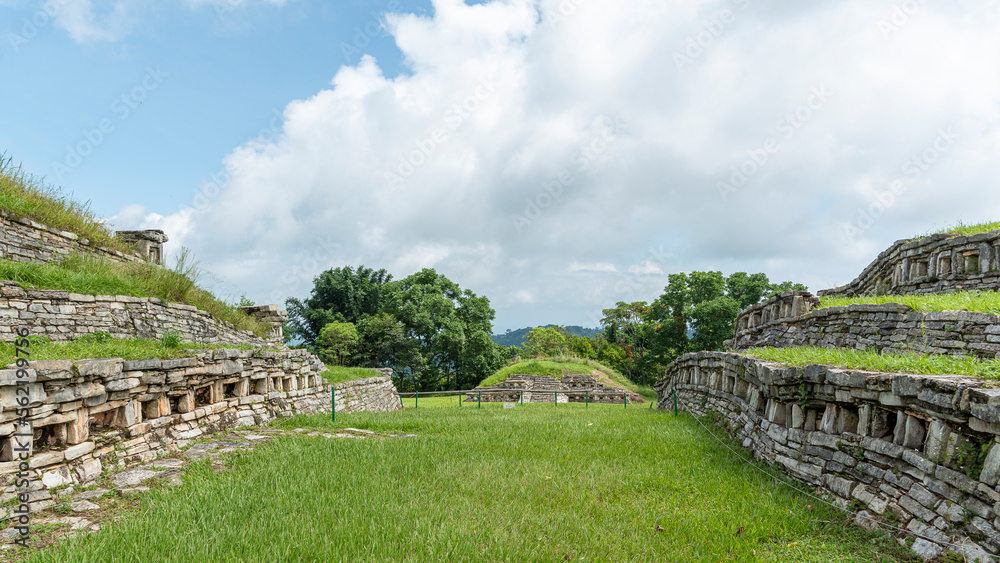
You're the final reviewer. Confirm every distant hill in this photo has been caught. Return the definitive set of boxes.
[491,325,601,348]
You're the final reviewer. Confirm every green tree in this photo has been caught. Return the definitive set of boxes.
[522,326,571,357]
[316,321,359,366]
[385,268,506,391]
[645,271,807,370]
[600,301,654,384]
[285,265,392,345]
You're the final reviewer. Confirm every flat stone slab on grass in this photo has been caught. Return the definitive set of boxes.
[111,468,160,488]
[74,489,110,501]
[69,500,100,512]
[144,458,185,470]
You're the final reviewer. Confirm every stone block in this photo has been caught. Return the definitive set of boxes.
[76,359,123,378]
[979,444,1000,486]
[903,416,926,450]
[924,420,950,462]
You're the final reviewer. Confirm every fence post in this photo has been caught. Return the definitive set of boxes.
[458,392,462,407]
[674,389,678,416]
[585,390,589,407]
[415,390,419,409]
[331,387,336,422]
[554,391,557,406]
[520,390,523,404]
[478,390,481,409]
[624,391,627,409]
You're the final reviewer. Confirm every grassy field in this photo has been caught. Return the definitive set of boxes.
[0,155,131,253]
[26,402,916,562]
[480,356,654,399]
[0,253,269,337]
[819,291,1000,315]
[746,346,1000,380]
[0,334,257,366]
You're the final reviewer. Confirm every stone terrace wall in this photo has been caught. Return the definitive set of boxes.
[0,211,143,266]
[731,291,1000,359]
[334,374,403,414]
[820,230,1000,298]
[656,351,1000,561]
[0,280,269,346]
[0,350,400,514]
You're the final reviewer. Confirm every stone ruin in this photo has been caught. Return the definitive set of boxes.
[469,373,645,404]
[113,230,168,265]
[657,225,1000,562]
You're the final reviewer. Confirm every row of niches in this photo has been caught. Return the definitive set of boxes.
[0,371,324,461]
[673,362,997,491]
[893,242,1000,285]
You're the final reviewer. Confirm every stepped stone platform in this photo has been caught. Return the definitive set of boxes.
[468,373,644,404]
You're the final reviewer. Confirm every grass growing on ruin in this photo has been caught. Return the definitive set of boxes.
[322,365,382,385]
[746,346,1000,380]
[0,334,255,366]
[819,291,1000,315]
[26,404,917,562]
[924,219,1000,239]
[0,155,131,252]
[0,253,269,337]
[480,355,654,398]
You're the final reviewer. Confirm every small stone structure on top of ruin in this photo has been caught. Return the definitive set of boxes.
[657,225,1000,562]
[113,229,168,265]
[469,373,645,404]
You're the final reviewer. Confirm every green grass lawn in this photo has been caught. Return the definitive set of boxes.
[27,403,916,562]
[819,291,1000,315]
[480,356,654,399]
[746,346,1000,380]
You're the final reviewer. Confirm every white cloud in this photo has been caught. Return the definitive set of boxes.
[124,0,1000,330]
[512,289,536,304]
[568,262,618,274]
[627,261,663,275]
[53,0,137,43]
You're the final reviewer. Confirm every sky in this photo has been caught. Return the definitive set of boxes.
[2,0,1000,333]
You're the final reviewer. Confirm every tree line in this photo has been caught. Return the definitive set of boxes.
[286,266,804,390]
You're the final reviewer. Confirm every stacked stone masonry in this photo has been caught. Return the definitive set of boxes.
[820,229,1000,298]
[731,291,1000,358]
[656,351,1000,561]
[0,350,402,516]
[469,373,645,404]
[0,280,270,346]
[0,211,145,266]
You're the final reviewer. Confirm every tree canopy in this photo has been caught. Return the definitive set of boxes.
[286,266,509,391]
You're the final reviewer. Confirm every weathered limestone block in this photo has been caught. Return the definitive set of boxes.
[66,408,89,444]
[0,382,46,408]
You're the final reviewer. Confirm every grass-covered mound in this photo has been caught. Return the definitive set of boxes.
[746,346,1000,380]
[0,155,131,253]
[819,290,1000,315]
[479,356,653,399]
[0,253,269,337]
[25,404,916,562]
[0,334,256,366]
